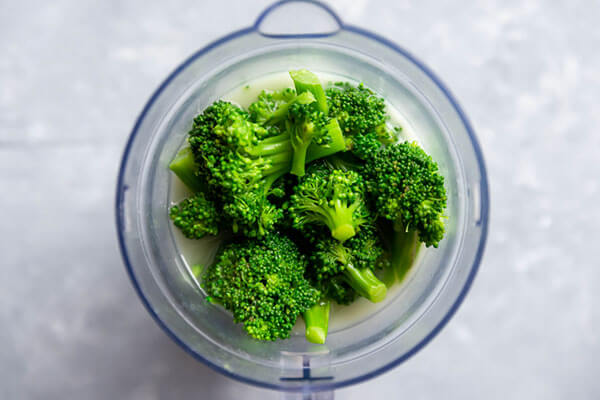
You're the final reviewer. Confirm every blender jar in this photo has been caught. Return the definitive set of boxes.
[116,0,489,395]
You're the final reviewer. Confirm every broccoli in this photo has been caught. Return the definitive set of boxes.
[168,147,207,193]
[290,69,328,113]
[326,82,398,159]
[187,101,293,237]
[309,228,387,303]
[169,193,220,239]
[362,142,447,247]
[286,102,331,177]
[322,152,364,172]
[303,300,330,344]
[310,273,357,306]
[248,71,345,177]
[249,88,315,126]
[202,234,320,341]
[289,163,371,242]
[166,69,448,344]
[377,220,420,286]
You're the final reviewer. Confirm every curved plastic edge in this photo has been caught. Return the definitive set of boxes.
[254,0,343,38]
[115,19,490,394]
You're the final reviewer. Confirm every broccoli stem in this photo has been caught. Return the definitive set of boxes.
[245,132,293,157]
[290,69,328,113]
[263,168,289,189]
[305,119,345,162]
[303,300,330,344]
[169,147,207,193]
[290,122,316,177]
[391,226,420,282]
[290,144,310,176]
[331,224,355,243]
[256,139,292,156]
[344,263,387,303]
[326,199,360,242]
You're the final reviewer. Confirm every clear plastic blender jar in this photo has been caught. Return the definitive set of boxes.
[116,0,489,396]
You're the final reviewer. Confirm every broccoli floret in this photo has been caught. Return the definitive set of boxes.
[248,71,346,177]
[349,131,382,160]
[187,101,294,237]
[248,88,315,126]
[362,142,447,247]
[169,193,220,239]
[248,88,297,125]
[326,82,398,159]
[289,164,371,242]
[202,234,320,341]
[326,82,388,135]
[309,228,387,303]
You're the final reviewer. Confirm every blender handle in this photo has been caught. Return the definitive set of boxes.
[254,0,343,38]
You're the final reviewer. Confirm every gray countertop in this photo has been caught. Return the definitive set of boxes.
[1,1,599,398]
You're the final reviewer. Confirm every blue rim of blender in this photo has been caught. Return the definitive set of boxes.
[116,0,490,392]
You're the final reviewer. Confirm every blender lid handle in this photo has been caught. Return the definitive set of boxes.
[254,0,343,38]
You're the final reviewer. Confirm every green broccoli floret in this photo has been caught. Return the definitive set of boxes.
[248,88,315,126]
[289,164,371,242]
[362,142,447,247]
[309,228,387,303]
[326,82,398,159]
[326,82,388,135]
[202,234,320,341]
[248,87,296,124]
[188,101,293,237]
[286,103,343,177]
[169,193,220,239]
[248,71,346,177]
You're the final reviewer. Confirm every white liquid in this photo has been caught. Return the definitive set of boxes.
[169,72,422,334]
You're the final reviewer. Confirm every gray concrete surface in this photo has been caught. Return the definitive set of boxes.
[1,0,599,398]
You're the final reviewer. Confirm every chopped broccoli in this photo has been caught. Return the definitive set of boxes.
[289,164,371,242]
[249,72,345,177]
[202,234,320,341]
[169,193,220,239]
[326,82,388,135]
[326,82,398,159]
[168,147,208,193]
[309,228,387,303]
[303,300,330,344]
[362,142,447,247]
[166,69,448,343]
[290,69,328,113]
[249,88,315,126]
[286,102,334,177]
[187,101,294,237]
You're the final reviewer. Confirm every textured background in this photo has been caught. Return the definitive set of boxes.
[1,0,599,399]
